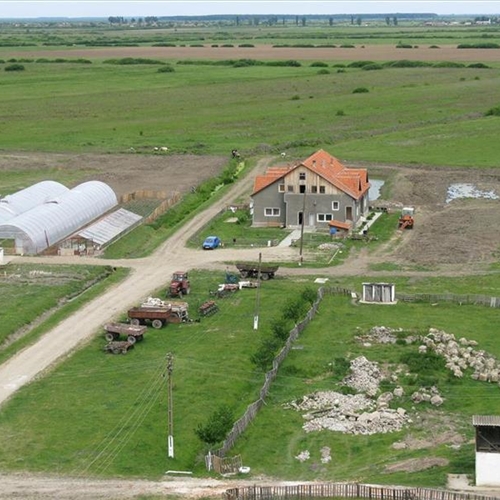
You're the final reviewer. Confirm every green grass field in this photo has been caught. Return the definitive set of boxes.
[1,23,500,487]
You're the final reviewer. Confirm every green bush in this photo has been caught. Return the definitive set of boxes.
[429,45,440,49]
[152,43,176,47]
[103,57,165,65]
[317,69,330,75]
[434,61,465,68]
[5,63,25,72]
[485,106,500,117]
[238,43,254,48]
[195,405,234,445]
[266,60,301,67]
[340,44,355,48]
[352,87,369,94]
[362,63,383,71]
[384,59,432,68]
[310,61,328,67]
[396,43,413,49]
[348,60,374,68]
[157,65,175,73]
[251,336,281,371]
[468,62,490,69]
[458,42,500,49]
[336,109,345,116]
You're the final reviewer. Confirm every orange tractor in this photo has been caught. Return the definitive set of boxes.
[398,207,415,230]
[169,271,191,298]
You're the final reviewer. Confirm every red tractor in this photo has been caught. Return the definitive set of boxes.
[169,271,190,298]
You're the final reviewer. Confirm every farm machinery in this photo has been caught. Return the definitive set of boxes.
[128,297,189,328]
[236,262,279,281]
[169,271,190,298]
[398,207,415,230]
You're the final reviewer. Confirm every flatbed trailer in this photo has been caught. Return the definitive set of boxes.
[235,262,279,280]
[128,305,188,328]
[104,323,147,344]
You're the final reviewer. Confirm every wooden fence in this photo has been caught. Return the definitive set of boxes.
[396,293,500,308]
[208,286,500,470]
[223,483,499,500]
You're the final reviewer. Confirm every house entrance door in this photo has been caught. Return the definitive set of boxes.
[346,206,353,221]
[298,212,303,225]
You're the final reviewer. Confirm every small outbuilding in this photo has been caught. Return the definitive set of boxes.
[361,283,396,304]
[473,415,500,486]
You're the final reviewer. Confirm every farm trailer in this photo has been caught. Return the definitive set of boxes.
[104,323,147,344]
[128,301,189,329]
[236,262,279,280]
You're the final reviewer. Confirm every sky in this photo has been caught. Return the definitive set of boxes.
[1,1,500,19]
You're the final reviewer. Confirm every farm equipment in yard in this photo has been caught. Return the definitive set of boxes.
[236,262,279,281]
[104,323,146,344]
[398,207,415,230]
[169,271,190,298]
[103,341,134,355]
[128,297,189,328]
[199,300,219,317]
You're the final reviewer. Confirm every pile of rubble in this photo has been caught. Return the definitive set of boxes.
[342,356,382,396]
[355,326,400,345]
[410,386,444,406]
[318,242,343,251]
[419,328,500,383]
[285,390,410,436]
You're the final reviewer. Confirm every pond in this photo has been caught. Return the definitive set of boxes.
[369,179,384,201]
[446,183,499,203]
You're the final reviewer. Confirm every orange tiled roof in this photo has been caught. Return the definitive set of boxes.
[252,150,370,199]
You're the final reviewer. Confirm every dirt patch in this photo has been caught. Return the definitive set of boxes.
[12,44,500,63]
[384,457,449,473]
[0,151,227,198]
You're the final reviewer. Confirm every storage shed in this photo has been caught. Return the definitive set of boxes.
[0,181,118,255]
[0,181,69,224]
[361,283,396,304]
[473,415,500,486]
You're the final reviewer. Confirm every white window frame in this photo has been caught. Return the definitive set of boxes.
[265,207,280,217]
[278,184,285,193]
[332,201,340,211]
[317,213,333,222]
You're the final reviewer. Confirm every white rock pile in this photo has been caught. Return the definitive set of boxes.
[342,356,382,396]
[286,390,409,435]
[410,386,444,406]
[419,328,500,383]
[355,326,400,345]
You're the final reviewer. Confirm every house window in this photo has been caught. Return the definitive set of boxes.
[311,186,318,193]
[319,186,326,194]
[265,207,280,217]
[332,201,339,211]
[287,185,294,193]
[317,213,333,222]
[299,172,306,181]
[278,184,285,193]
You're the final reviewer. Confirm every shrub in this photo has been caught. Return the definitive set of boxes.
[433,61,465,68]
[468,62,490,69]
[310,61,328,67]
[348,60,373,68]
[317,69,330,75]
[0,59,4,64]
[290,95,300,100]
[362,63,383,71]
[384,59,432,68]
[195,405,234,445]
[429,45,440,49]
[157,65,175,73]
[251,336,281,371]
[221,44,234,47]
[282,297,307,324]
[332,63,346,67]
[340,44,355,48]
[152,43,176,47]
[238,43,254,48]
[337,68,346,73]
[336,109,345,116]
[396,43,413,49]
[301,287,317,306]
[458,42,500,49]
[352,87,369,94]
[103,57,165,65]
[5,63,25,71]
[270,318,291,341]
[266,59,301,67]
[190,44,204,47]
[485,106,500,117]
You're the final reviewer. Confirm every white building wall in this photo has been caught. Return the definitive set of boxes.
[476,452,500,486]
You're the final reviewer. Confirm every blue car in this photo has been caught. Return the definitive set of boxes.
[202,236,221,250]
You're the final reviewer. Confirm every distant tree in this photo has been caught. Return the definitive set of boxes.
[301,16,306,26]
[235,15,239,26]
[393,16,398,26]
[253,16,260,25]
[385,16,391,25]
[356,16,362,26]
[131,17,136,23]
[329,17,333,26]
[350,15,354,25]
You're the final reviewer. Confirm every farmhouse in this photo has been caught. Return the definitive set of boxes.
[251,150,370,230]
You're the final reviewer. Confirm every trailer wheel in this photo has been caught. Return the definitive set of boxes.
[130,318,140,326]
[127,335,137,344]
[112,347,121,354]
[105,332,115,342]
[240,271,249,278]
[138,335,144,342]
[260,273,270,281]
[152,319,163,329]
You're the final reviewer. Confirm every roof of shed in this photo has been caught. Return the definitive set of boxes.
[472,415,500,427]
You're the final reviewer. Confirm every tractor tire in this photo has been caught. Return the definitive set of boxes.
[184,287,191,295]
[105,332,115,342]
[260,273,270,281]
[127,335,137,344]
[152,319,163,329]
[130,318,141,326]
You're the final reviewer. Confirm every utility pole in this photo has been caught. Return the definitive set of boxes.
[166,352,174,458]
[299,189,306,266]
[253,252,262,330]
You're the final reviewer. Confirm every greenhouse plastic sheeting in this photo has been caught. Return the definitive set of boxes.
[0,181,118,255]
[0,181,69,224]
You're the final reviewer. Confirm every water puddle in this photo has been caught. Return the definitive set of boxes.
[446,183,499,203]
